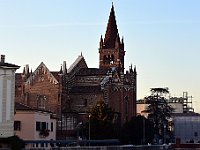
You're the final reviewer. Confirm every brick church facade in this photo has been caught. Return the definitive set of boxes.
[15,4,137,139]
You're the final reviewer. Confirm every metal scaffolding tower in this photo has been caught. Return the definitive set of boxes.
[183,92,194,113]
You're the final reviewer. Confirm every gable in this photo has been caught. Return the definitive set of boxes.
[25,62,59,85]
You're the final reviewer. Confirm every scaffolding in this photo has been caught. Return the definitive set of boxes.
[168,91,194,113]
[183,92,194,113]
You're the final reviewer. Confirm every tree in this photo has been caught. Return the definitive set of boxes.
[120,115,154,145]
[8,135,25,150]
[143,87,174,144]
[82,100,118,140]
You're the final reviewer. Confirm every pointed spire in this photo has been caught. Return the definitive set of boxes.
[134,65,137,73]
[22,66,25,75]
[130,64,133,73]
[104,4,118,49]
[121,36,124,50]
[99,35,104,49]
[59,64,63,75]
[81,51,82,56]
[25,64,29,75]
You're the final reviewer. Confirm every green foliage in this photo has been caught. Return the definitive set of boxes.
[90,100,114,122]
[120,115,154,145]
[82,100,119,140]
[143,87,174,143]
[7,135,25,150]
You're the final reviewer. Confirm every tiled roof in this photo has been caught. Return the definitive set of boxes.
[76,68,107,76]
[70,85,101,93]
[15,102,33,111]
[15,102,53,114]
[0,62,20,68]
[51,71,60,81]
[68,55,85,73]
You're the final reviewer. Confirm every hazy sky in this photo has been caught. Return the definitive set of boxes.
[1,1,200,112]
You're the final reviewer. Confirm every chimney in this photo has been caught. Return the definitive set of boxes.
[63,61,67,75]
[1,55,5,63]
[25,64,29,75]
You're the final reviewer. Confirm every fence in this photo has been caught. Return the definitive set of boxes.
[23,140,172,150]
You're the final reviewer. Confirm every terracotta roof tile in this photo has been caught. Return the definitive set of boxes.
[70,85,101,93]
[0,62,20,68]
[76,68,107,76]
[15,102,33,111]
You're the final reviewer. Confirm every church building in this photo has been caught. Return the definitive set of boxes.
[15,4,137,139]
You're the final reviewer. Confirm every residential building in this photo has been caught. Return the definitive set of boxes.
[0,55,20,138]
[14,102,56,141]
[172,113,200,143]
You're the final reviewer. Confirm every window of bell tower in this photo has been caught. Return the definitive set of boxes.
[110,55,114,64]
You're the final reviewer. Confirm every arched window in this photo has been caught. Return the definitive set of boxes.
[37,95,46,109]
[110,55,114,64]
[125,96,128,115]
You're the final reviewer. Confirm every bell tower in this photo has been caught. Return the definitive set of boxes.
[99,4,125,73]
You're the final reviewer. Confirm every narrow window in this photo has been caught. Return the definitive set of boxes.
[36,121,41,131]
[110,55,114,64]
[103,55,107,64]
[125,101,128,114]
[14,121,21,131]
[51,122,53,132]
[195,132,198,137]
[37,95,46,109]
[84,99,87,106]
[42,122,46,130]
[125,96,128,114]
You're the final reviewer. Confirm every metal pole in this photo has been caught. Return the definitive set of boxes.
[143,117,145,144]
[164,122,166,144]
[89,114,91,146]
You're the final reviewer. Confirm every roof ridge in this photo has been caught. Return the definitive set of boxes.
[68,55,84,73]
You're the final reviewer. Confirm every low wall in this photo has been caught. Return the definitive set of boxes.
[24,145,172,150]
[170,138,200,150]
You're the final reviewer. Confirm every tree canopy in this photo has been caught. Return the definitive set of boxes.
[120,115,154,145]
[89,100,114,122]
[143,87,174,144]
[81,100,118,140]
